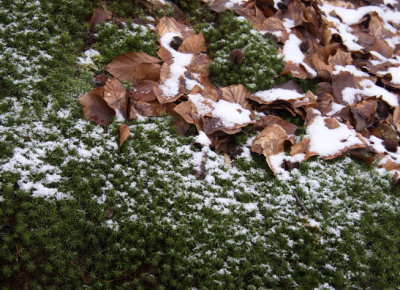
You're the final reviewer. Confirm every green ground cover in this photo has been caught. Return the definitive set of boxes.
[1,0,400,288]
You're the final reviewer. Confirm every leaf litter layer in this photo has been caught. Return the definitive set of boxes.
[81,0,400,181]
[1,0,400,288]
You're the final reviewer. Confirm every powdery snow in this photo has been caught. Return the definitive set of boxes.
[77,49,100,65]
[253,88,304,103]
[212,100,251,127]
[341,79,399,106]
[378,67,400,84]
[189,94,252,128]
[306,116,364,157]
[283,34,317,77]
[321,3,400,33]
[196,131,212,147]
[333,65,369,77]
[269,152,306,178]
[224,0,246,9]
[159,32,193,98]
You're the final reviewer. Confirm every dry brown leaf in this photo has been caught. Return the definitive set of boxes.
[290,137,310,156]
[372,123,398,152]
[251,124,287,156]
[134,101,166,117]
[220,84,251,110]
[393,106,400,130]
[89,1,112,28]
[258,17,288,42]
[118,124,130,147]
[78,90,115,126]
[350,99,377,131]
[254,115,298,136]
[381,159,400,171]
[166,103,191,136]
[105,52,161,85]
[186,54,211,75]
[324,117,340,129]
[178,33,206,54]
[174,101,195,124]
[276,0,304,27]
[202,117,244,135]
[130,80,157,102]
[331,72,360,104]
[251,124,293,172]
[103,78,127,113]
[156,17,195,39]
[280,61,312,79]
[255,0,277,17]
[308,52,332,79]
[328,50,353,67]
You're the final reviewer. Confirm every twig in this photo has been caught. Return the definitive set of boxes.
[292,191,311,215]
[195,149,208,180]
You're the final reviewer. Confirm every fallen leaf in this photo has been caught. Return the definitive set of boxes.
[129,80,157,102]
[251,124,287,156]
[393,106,400,130]
[105,52,161,85]
[324,117,340,129]
[103,78,127,114]
[178,33,206,54]
[174,101,195,124]
[220,84,251,110]
[134,101,166,117]
[350,99,377,131]
[156,17,195,39]
[118,124,130,147]
[78,89,115,126]
[253,115,298,136]
[251,124,292,172]
[89,1,112,28]
[166,103,191,136]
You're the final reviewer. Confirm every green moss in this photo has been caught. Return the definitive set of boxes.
[1,0,400,288]
[170,1,282,92]
[93,21,158,66]
[205,12,283,92]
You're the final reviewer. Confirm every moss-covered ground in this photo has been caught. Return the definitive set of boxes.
[1,0,400,288]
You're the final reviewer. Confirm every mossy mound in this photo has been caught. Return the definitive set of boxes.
[205,12,283,92]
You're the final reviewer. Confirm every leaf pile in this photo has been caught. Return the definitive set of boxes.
[80,0,400,178]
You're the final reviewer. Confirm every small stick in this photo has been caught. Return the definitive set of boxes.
[293,191,310,215]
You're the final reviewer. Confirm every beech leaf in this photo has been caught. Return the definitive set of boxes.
[78,90,115,126]
[89,1,112,28]
[178,33,207,54]
[118,124,130,148]
[103,78,127,113]
[105,52,161,85]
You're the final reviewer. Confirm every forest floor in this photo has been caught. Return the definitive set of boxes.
[1,0,400,288]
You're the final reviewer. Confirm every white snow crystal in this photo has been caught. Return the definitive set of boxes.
[159,32,193,98]
[306,116,364,157]
[283,34,317,77]
[254,88,304,103]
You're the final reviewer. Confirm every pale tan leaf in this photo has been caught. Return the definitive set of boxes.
[103,78,127,113]
[118,124,130,147]
[220,84,251,110]
[156,17,194,39]
[105,52,161,85]
[178,33,206,54]
[251,124,287,156]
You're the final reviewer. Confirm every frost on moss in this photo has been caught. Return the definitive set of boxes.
[203,12,283,92]
[93,21,158,66]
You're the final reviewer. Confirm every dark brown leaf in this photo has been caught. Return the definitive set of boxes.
[89,1,112,28]
[78,90,115,126]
